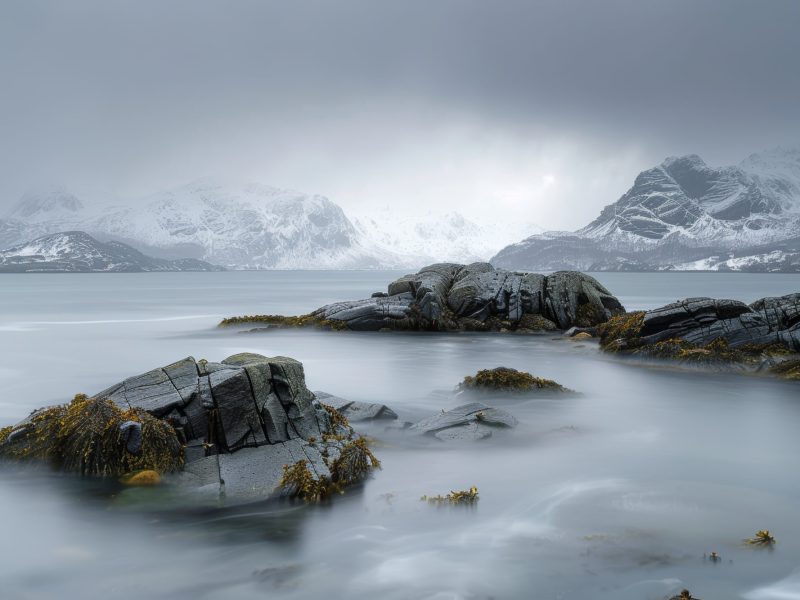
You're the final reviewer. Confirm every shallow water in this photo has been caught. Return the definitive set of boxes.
[1,271,799,600]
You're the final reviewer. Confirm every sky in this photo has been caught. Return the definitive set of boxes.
[1,0,799,231]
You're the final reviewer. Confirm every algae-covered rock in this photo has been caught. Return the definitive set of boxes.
[220,263,625,332]
[598,293,800,376]
[769,359,800,380]
[600,295,800,352]
[457,367,569,394]
[0,354,379,507]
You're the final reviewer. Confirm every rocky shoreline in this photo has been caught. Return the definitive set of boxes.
[221,262,626,332]
[0,355,549,504]
[597,293,800,379]
[2,276,798,508]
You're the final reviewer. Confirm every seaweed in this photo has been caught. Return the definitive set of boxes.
[421,486,479,505]
[745,529,776,547]
[218,314,349,331]
[279,437,381,503]
[278,460,333,502]
[669,591,701,600]
[329,437,381,487]
[769,359,800,380]
[0,394,183,477]
[575,301,604,327]
[597,311,646,351]
[458,367,566,393]
[320,403,352,432]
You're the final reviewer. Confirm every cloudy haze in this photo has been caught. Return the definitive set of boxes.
[1,0,799,230]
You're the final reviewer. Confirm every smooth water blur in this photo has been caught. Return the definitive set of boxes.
[1,271,800,600]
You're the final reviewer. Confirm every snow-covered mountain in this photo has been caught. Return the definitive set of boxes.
[1,180,539,269]
[354,209,542,266]
[492,146,800,272]
[0,231,223,272]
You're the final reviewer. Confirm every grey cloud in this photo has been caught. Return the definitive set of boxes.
[1,0,798,228]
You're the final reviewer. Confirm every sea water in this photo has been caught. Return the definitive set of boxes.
[1,271,799,600]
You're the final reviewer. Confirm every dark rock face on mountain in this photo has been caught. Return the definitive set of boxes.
[0,231,223,272]
[599,293,800,368]
[493,148,800,272]
[0,354,376,506]
[222,263,625,332]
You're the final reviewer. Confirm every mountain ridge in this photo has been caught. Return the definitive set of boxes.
[0,231,224,273]
[493,146,800,272]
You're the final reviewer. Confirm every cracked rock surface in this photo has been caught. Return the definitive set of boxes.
[309,262,624,331]
[3,353,360,507]
[635,294,800,349]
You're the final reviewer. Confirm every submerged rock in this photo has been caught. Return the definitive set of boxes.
[598,293,800,373]
[313,392,398,422]
[0,354,379,506]
[409,402,518,442]
[220,262,625,332]
[457,367,569,394]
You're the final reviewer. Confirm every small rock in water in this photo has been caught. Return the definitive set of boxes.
[457,366,569,394]
[409,402,518,442]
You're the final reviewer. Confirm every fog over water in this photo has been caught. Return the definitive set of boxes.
[2,271,800,599]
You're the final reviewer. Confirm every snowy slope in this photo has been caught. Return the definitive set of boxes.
[354,209,542,265]
[0,231,222,272]
[1,181,541,269]
[493,146,800,272]
[83,180,393,269]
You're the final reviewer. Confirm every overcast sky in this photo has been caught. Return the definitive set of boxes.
[1,0,799,230]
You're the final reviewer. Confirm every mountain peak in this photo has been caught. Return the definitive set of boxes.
[7,187,84,221]
[661,154,707,170]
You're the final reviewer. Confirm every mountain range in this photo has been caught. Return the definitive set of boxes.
[0,231,223,273]
[3,146,799,272]
[492,146,800,272]
[0,181,537,270]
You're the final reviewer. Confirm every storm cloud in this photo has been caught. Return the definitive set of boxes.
[1,0,798,229]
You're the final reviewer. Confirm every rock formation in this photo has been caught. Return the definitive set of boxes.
[598,293,800,374]
[221,263,625,332]
[0,353,379,506]
[313,392,398,422]
[601,294,800,352]
[409,402,518,442]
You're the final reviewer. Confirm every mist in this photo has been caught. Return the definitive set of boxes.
[2,0,799,229]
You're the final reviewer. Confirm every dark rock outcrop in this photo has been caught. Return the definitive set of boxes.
[222,263,625,332]
[601,294,800,352]
[409,402,518,442]
[0,353,378,506]
[598,293,800,376]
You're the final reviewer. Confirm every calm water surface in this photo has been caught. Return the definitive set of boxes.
[1,271,799,600]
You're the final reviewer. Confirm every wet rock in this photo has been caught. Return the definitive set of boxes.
[409,402,518,442]
[0,354,375,507]
[314,392,398,422]
[603,294,800,351]
[223,263,625,332]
